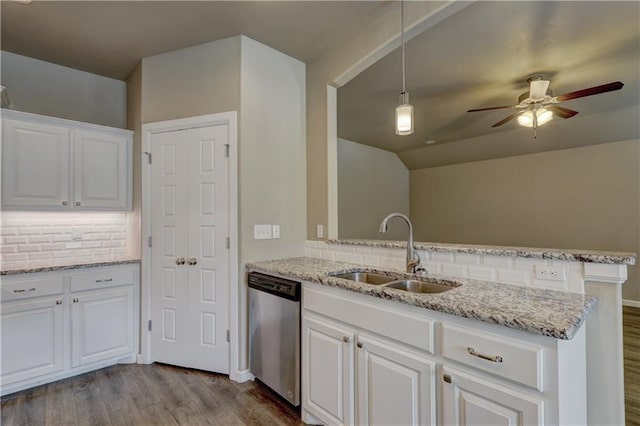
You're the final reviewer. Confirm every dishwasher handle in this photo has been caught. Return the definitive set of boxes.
[248,272,301,301]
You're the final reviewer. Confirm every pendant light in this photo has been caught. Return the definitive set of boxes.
[395,0,414,135]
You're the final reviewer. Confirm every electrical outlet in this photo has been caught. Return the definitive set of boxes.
[272,225,280,239]
[253,224,272,240]
[316,224,324,239]
[534,265,566,282]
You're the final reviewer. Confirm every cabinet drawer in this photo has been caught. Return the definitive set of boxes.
[441,323,544,391]
[1,276,64,302]
[70,267,135,292]
[304,285,434,353]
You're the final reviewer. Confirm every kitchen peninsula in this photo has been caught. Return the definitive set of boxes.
[248,239,635,425]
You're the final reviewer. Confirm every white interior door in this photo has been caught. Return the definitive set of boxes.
[150,124,229,373]
[186,125,230,373]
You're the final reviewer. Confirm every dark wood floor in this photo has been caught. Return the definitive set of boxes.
[625,306,640,425]
[1,363,303,426]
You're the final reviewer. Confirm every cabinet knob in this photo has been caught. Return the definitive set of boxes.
[443,374,452,384]
[62,201,68,206]
[188,257,197,266]
[342,336,350,343]
[75,201,81,206]
[175,257,186,265]
[356,342,364,349]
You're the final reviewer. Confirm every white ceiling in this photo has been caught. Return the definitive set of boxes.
[0,1,390,80]
[2,1,639,170]
[338,1,640,168]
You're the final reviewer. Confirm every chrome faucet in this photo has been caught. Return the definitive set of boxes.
[379,213,423,274]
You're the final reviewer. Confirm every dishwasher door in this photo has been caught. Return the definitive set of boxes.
[248,272,300,406]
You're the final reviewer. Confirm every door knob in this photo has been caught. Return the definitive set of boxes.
[175,257,185,265]
[188,257,197,266]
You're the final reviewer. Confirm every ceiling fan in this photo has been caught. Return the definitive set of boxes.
[467,76,624,137]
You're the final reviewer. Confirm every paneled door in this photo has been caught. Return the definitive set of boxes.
[150,125,230,374]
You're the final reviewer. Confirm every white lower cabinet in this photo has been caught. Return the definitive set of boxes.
[441,366,543,426]
[303,316,355,425]
[357,335,435,426]
[301,281,587,426]
[0,264,139,396]
[1,296,65,385]
[71,286,135,367]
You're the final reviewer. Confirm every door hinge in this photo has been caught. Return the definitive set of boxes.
[226,237,230,249]
[143,151,152,164]
[148,320,152,331]
[226,329,230,342]
[148,236,152,247]
[224,144,229,158]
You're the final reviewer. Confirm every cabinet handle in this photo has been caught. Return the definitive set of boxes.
[62,201,68,206]
[75,201,81,206]
[188,257,197,266]
[176,257,185,265]
[56,300,63,305]
[95,278,113,283]
[342,336,350,343]
[12,288,36,293]
[356,342,364,349]
[467,347,503,363]
[443,374,452,384]
[73,298,79,303]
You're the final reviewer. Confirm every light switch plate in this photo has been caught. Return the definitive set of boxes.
[272,225,280,239]
[254,224,272,240]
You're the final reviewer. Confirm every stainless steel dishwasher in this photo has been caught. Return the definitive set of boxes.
[248,272,301,406]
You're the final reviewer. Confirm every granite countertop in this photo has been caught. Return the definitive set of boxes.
[1,258,141,276]
[327,239,637,265]
[246,257,597,340]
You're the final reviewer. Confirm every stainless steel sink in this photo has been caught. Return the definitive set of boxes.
[330,272,396,285]
[383,280,454,294]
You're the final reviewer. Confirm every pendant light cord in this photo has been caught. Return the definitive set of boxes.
[401,0,406,95]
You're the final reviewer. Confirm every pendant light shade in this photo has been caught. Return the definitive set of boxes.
[396,93,414,135]
[395,0,414,136]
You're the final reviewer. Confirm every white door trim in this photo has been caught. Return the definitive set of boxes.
[140,112,240,381]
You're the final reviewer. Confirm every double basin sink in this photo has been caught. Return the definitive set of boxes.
[329,271,457,294]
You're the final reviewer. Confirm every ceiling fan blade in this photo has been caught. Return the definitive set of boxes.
[529,80,550,99]
[555,81,624,102]
[491,111,521,127]
[548,105,579,119]
[467,105,514,112]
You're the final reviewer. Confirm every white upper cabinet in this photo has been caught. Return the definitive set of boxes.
[2,118,71,208]
[1,110,132,211]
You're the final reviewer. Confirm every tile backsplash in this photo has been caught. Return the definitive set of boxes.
[1,211,130,270]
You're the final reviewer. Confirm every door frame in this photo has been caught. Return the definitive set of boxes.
[139,112,240,381]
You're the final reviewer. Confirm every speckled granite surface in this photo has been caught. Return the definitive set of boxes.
[246,257,596,340]
[1,259,140,276]
[327,239,636,265]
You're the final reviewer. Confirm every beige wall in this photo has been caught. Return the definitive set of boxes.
[410,140,640,301]
[338,138,409,240]
[141,37,241,123]
[1,51,126,128]
[125,64,142,259]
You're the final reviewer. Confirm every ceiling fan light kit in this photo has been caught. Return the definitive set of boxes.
[467,76,624,137]
[395,0,414,136]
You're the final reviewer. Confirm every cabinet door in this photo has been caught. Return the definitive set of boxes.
[2,118,71,208]
[302,315,355,426]
[357,335,436,426]
[73,128,130,210]
[71,286,135,367]
[1,297,65,386]
[441,366,543,426]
